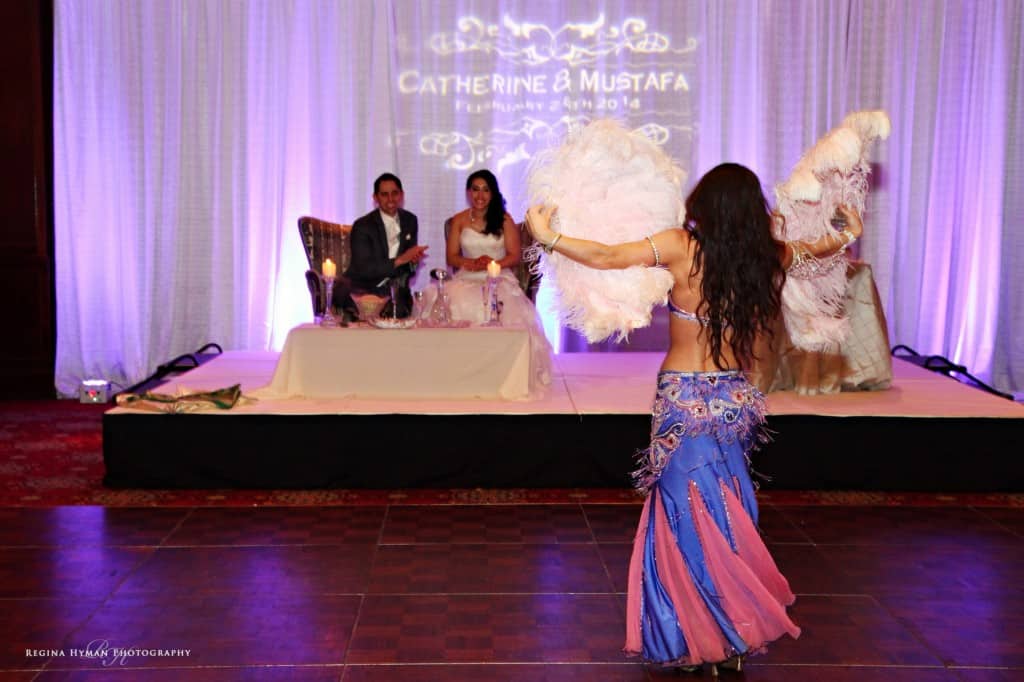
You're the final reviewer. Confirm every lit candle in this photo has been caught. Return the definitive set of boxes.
[487,259,501,278]
[322,258,336,278]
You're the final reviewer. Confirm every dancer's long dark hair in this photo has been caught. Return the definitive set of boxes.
[466,169,506,237]
[684,163,785,370]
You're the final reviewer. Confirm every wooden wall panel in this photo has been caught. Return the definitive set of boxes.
[0,1,53,398]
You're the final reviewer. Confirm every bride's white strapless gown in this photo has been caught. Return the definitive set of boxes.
[422,227,553,396]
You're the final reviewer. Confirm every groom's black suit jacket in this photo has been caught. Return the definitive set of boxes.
[345,207,419,294]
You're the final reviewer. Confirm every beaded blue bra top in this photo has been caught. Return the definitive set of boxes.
[667,298,710,326]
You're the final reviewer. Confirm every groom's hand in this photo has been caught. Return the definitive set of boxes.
[396,245,428,267]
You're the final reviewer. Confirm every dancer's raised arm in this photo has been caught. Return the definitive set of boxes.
[525,204,688,270]
[780,204,864,269]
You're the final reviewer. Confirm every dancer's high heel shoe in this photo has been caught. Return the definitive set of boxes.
[710,655,744,676]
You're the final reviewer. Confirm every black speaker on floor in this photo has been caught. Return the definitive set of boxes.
[891,344,1013,400]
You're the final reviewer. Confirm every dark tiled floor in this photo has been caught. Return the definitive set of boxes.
[115,545,377,595]
[0,547,152,599]
[164,507,387,546]
[1,502,1022,681]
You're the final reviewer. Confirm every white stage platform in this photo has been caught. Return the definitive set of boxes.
[102,352,1022,492]
[112,351,1024,419]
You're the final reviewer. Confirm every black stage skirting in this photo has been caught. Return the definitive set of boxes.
[103,411,1024,492]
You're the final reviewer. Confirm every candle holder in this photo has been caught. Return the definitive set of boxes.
[483,275,502,326]
[320,275,338,327]
[388,281,399,319]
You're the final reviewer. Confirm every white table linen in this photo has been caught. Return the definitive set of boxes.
[255,324,534,400]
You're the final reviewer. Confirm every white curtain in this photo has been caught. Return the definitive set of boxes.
[53,0,1024,397]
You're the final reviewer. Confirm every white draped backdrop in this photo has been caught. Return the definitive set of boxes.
[53,0,1023,397]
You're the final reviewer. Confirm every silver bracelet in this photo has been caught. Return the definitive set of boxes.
[543,233,562,254]
[645,235,661,267]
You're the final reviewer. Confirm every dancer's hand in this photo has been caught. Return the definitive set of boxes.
[835,204,863,239]
[525,204,558,245]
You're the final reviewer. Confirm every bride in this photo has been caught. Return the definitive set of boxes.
[433,169,553,394]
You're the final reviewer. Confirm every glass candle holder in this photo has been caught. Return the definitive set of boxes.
[483,275,501,326]
[320,276,338,327]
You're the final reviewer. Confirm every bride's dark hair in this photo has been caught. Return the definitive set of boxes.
[684,163,785,370]
[466,169,506,237]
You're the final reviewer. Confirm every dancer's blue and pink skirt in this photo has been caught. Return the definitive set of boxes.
[625,370,801,665]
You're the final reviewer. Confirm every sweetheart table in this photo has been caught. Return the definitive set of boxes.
[256,323,533,400]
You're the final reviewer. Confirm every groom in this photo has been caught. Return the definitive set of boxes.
[342,173,428,318]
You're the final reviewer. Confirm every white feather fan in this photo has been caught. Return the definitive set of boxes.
[526,119,681,342]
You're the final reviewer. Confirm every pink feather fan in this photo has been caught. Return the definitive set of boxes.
[774,110,891,351]
[526,119,681,342]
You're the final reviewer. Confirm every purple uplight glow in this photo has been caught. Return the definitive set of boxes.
[52,1,1023,395]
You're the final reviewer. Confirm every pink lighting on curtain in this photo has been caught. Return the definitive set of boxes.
[52,1,1024,396]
